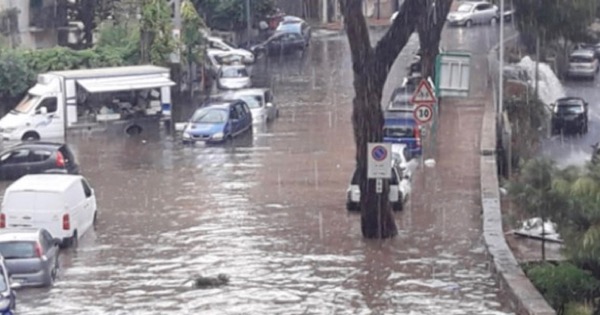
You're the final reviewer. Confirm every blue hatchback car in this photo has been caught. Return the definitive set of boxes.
[182,100,253,144]
[383,112,422,156]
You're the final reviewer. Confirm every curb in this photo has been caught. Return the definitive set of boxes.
[480,85,556,313]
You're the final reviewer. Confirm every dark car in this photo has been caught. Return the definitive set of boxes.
[275,19,311,46]
[383,112,422,156]
[182,100,253,144]
[551,97,589,135]
[250,32,306,56]
[0,142,79,180]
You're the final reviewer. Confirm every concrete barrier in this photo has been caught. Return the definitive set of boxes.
[480,92,556,314]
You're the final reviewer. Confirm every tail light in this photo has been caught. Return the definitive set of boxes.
[0,213,5,228]
[56,151,65,168]
[414,127,421,147]
[34,242,43,258]
[62,214,70,230]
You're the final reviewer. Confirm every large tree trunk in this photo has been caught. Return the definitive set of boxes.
[340,0,426,238]
[416,0,453,79]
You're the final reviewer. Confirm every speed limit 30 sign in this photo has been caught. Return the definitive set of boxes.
[413,103,433,124]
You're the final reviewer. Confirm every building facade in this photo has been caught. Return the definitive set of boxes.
[0,0,64,49]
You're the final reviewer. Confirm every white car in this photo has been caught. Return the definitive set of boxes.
[221,88,278,123]
[447,1,499,27]
[207,37,255,64]
[216,65,252,90]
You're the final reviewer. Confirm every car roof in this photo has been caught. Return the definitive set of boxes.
[227,88,269,96]
[556,97,585,105]
[7,141,64,151]
[7,174,83,193]
[571,49,595,57]
[0,229,42,242]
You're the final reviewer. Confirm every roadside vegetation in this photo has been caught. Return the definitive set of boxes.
[508,151,600,314]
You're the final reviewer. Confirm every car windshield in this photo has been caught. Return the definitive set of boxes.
[384,126,414,138]
[277,23,300,33]
[235,95,263,109]
[457,4,473,12]
[0,241,36,259]
[570,55,594,63]
[221,67,248,78]
[13,94,41,114]
[556,104,584,115]
[191,108,228,124]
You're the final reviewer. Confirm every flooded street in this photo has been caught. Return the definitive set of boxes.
[6,26,513,314]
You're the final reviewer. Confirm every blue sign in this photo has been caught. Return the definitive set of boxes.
[371,145,388,162]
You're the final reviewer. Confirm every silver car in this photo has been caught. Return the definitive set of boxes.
[0,228,60,287]
[221,88,278,123]
[567,49,599,80]
[447,1,499,27]
[217,65,252,90]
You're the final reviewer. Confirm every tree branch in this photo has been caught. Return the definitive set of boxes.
[340,0,374,76]
[373,0,427,80]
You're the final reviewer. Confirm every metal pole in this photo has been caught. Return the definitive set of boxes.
[377,0,381,19]
[174,0,181,30]
[498,0,504,116]
[246,0,251,41]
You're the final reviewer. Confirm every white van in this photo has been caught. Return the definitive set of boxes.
[207,36,255,64]
[0,174,97,247]
[0,65,175,142]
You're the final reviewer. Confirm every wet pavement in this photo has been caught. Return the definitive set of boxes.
[3,25,515,314]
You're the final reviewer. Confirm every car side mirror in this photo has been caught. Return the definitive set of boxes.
[9,280,21,290]
[36,106,48,115]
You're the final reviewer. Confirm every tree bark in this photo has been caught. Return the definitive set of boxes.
[340,0,426,238]
[416,0,453,79]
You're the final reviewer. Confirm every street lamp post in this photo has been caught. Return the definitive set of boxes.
[246,0,251,41]
[498,0,504,116]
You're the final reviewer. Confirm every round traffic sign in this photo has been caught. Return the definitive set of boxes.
[414,104,433,124]
[371,145,388,161]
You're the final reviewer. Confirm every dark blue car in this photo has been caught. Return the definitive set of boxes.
[182,100,253,144]
[383,112,422,156]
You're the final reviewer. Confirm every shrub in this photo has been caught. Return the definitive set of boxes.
[526,262,600,314]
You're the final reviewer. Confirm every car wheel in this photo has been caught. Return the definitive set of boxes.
[22,132,40,141]
[393,201,403,211]
[346,201,358,211]
[465,20,473,27]
[61,230,78,249]
[125,125,142,136]
[93,212,98,231]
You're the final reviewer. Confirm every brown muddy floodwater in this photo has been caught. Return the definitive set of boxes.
[4,27,514,315]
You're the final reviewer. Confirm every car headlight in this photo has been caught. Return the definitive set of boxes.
[211,132,224,140]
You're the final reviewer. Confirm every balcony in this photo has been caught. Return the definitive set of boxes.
[29,5,59,30]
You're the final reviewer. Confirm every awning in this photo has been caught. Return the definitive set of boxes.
[77,76,175,93]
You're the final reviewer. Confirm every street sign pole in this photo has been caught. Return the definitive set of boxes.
[367,143,391,240]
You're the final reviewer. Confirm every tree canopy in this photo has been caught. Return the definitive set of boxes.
[514,0,597,47]
[192,0,275,31]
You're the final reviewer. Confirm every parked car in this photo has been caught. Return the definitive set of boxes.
[250,32,307,56]
[550,97,589,135]
[391,143,419,177]
[182,100,253,144]
[567,49,599,80]
[447,1,499,27]
[0,228,60,287]
[275,18,311,46]
[0,256,18,312]
[575,43,600,59]
[0,141,79,180]
[0,174,98,248]
[346,165,410,212]
[206,36,255,64]
[383,112,423,156]
[386,86,414,113]
[220,88,278,123]
[216,65,252,90]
